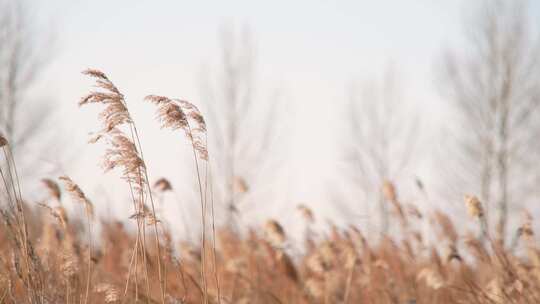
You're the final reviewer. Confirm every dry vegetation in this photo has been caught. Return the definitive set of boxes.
[0,70,539,304]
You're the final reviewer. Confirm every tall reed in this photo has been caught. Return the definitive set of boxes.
[59,176,94,304]
[80,69,165,303]
[144,95,217,303]
[0,134,43,303]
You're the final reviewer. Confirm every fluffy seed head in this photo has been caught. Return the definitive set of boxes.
[59,176,94,219]
[81,69,131,133]
[264,219,286,247]
[382,180,397,202]
[444,243,462,262]
[95,283,120,303]
[233,176,249,194]
[42,178,61,201]
[144,95,208,161]
[39,203,69,228]
[61,251,79,278]
[306,253,329,275]
[417,267,445,290]
[344,244,357,269]
[464,195,484,218]
[297,204,315,223]
[145,95,188,131]
[518,211,534,240]
[0,134,7,147]
[81,70,148,201]
[305,278,324,298]
[153,177,173,192]
[102,131,147,197]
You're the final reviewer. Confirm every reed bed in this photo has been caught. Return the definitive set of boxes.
[0,70,539,303]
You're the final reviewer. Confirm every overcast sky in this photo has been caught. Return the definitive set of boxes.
[25,1,540,233]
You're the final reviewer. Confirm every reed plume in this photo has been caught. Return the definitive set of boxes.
[264,220,286,248]
[38,203,69,229]
[0,133,44,302]
[153,178,173,193]
[144,94,213,303]
[42,178,61,202]
[95,283,121,303]
[59,175,94,303]
[80,69,131,133]
[59,176,94,219]
[465,195,484,218]
[233,176,249,194]
[144,95,208,161]
[81,69,166,303]
[297,204,314,223]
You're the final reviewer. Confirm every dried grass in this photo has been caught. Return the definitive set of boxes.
[1,70,540,303]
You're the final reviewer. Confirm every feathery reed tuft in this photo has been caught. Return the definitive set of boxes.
[153,177,173,192]
[81,69,166,303]
[42,178,62,201]
[59,176,94,219]
[144,95,208,161]
[464,195,484,218]
[0,134,7,147]
[80,69,131,134]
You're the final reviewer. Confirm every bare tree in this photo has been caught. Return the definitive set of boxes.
[0,0,51,151]
[440,0,540,245]
[342,67,418,235]
[201,25,285,227]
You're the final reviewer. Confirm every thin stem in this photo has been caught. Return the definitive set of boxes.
[123,236,138,301]
[344,264,355,303]
[126,178,142,302]
[83,206,93,304]
[208,161,221,304]
[187,123,208,304]
[3,146,35,300]
[130,122,166,304]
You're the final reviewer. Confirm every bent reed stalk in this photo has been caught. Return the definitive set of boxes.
[144,95,216,303]
[80,69,165,303]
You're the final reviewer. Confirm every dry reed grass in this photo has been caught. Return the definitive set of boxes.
[1,70,540,303]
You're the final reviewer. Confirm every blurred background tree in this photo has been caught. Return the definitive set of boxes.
[200,25,288,229]
[0,0,57,185]
[439,0,540,245]
[341,67,419,235]
[0,0,50,151]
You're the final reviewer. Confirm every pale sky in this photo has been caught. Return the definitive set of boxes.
[24,1,540,235]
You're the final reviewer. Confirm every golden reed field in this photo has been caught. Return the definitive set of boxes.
[0,69,539,304]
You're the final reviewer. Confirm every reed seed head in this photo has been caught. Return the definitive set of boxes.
[153,177,173,192]
[464,195,484,218]
[95,283,121,303]
[59,176,94,219]
[144,95,209,161]
[0,134,7,147]
[382,180,397,202]
[264,219,286,247]
[41,178,61,201]
[233,176,249,194]
[417,267,445,290]
[297,204,315,223]
[38,203,69,228]
[81,69,131,133]
[518,211,534,240]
